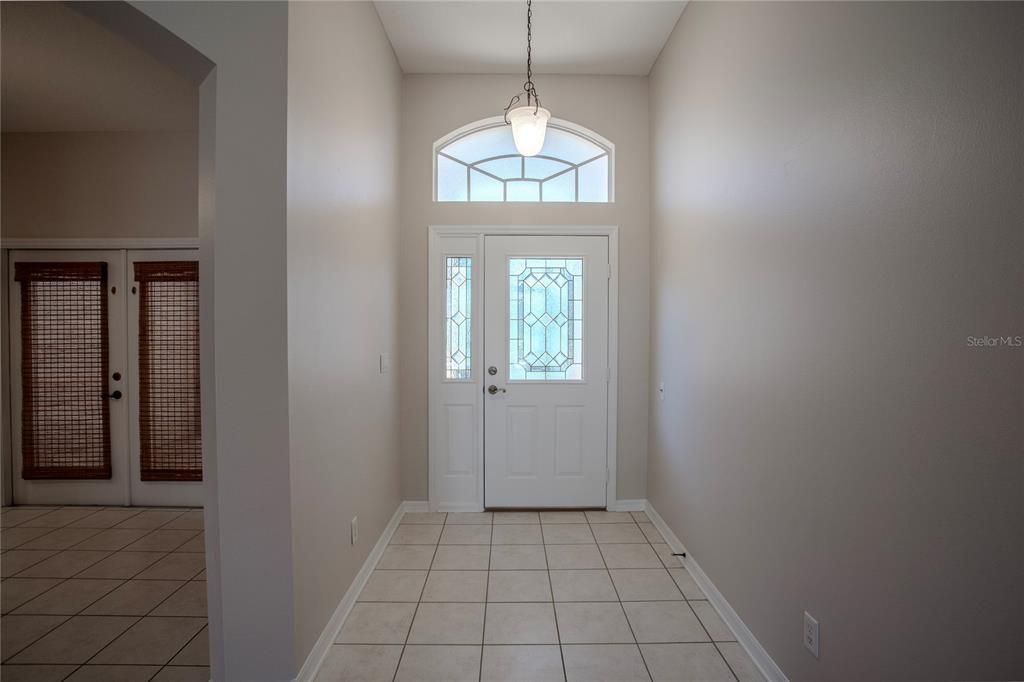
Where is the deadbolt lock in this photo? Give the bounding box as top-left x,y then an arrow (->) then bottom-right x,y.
488,366 -> 498,376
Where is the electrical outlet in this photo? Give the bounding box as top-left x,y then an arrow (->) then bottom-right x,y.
803,611 -> 819,659
351,516 -> 358,545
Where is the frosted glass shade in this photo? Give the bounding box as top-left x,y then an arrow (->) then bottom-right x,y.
508,105 -> 551,157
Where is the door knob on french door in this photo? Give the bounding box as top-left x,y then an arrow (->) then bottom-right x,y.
487,385 -> 507,395
108,390 -> 123,400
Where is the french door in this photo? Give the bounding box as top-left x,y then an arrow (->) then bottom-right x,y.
483,235 -> 609,507
8,249 -> 201,506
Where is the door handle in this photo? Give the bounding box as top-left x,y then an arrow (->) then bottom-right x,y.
108,390 -> 123,400
487,385 -> 507,395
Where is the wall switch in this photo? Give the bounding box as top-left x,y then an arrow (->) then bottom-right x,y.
658,382 -> 665,401
379,353 -> 390,374
803,611 -> 819,659
351,516 -> 358,544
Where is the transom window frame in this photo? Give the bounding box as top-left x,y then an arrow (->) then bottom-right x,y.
433,116 -> 616,204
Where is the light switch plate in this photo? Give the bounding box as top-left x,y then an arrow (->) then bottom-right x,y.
379,353 -> 390,374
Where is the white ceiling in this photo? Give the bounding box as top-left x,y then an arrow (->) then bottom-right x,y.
375,1 -> 686,76
1,2 -> 197,132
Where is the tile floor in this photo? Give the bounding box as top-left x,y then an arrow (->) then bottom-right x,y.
1,505 -> 208,682
318,510 -> 765,682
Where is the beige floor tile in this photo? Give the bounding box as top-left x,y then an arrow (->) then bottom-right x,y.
114,510 -> 185,530
9,616 -> 136,663
592,523 -> 646,544
83,580 -> 184,616
689,601 -> 735,641
1,579 -> 63,614
539,511 -> 587,524
493,511 -> 540,525
421,570 -> 487,602
718,642 -> 765,682
151,582 -> 207,617
584,511 -> 635,524
316,644 -> 402,681
376,545 -> 436,570
122,530 -> 199,552
19,508 -> 105,528
14,579 -> 123,615
444,512 -> 493,525
133,553 -> 205,581
151,667 -> 210,682
1,550 -> 58,578
487,570 -> 552,602
357,570 -> 427,602
640,643 -> 734,681
400,512 -> 446,525
407,603 -> 485,644
337,603 -> 416,644
170,626 -> 210,666
76,552 -> 167,580
490,545 -> 547,570
550,570 -> 618,602
491,524 -> 542,545
609,570 -> 683,601
161,511 -> 205,531
541,524 -> 595,545
91,616 -> 206,665
431,545 -> 490,570
555,602 -> 634,643
1,615 -> 69,661
17,528 -> 103,551
0,664 -> 79,681
481,644 -> 565,682
191,570 -> 206,581
667,569 -> 705,600
651,544 -> 684,569
13,551 -> 111,579
561,644 -> 650,681
173,534 -> 205,553
599,544 -> 662,569
440,524 -> 492,545
631,512 -> 652,523
544,545 -> 605,570
65,665 -> 161,681
390,525 -> 442,545
1,508 -> 54,527
1,527 -> 52,550
637,523 -> 664,543
71,529 -> 152,552
395,644 -> 480,682
623,602 -> 709,643
484,603 -> 558,644
67,509 -> 146,529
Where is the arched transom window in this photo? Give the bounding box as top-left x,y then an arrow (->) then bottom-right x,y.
435,118 -> 613,203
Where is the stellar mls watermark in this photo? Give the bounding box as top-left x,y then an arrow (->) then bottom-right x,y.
966,335 -> 1023,348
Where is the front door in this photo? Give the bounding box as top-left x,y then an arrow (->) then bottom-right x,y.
483,235 -> 609,507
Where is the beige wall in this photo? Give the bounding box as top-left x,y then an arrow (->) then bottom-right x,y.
399,74 -> 651,501
286,1 -> 403,668
1,131 -> 198,239
649,2 -> 1024,680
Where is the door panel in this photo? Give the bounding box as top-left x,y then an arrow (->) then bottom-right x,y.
484,236 -> 609,508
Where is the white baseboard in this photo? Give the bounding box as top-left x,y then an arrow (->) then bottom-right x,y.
435,502 -> 484,512
645,502 -> 788,682
402,501 -> 430,513
293,501 -> 412,682
608,498 -> 647,512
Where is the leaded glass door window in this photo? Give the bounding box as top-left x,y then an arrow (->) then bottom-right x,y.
508,258 -> 584,381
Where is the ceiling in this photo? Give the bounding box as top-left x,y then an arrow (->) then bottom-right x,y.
1,2 -> 197,132
375,1 -> 686,76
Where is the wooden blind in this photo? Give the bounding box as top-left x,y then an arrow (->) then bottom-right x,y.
135,261 -> 202,481
15,262 -> 112,479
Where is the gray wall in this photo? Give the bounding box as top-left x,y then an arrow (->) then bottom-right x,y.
399,74 -> 651,502
287,0 -> 403,668
649,2 -> 1023,680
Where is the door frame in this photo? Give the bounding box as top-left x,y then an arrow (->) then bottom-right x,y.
427,225 -> 619,512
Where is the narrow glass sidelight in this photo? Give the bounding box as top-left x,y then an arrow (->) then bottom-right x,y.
508,257 -> 584,381
445,256 -> 472,379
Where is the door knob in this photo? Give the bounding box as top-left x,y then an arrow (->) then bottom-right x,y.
487,385 -> 507,395
108,390 -> 123,400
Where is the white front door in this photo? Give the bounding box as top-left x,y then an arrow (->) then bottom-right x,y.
483,235 -> 609,507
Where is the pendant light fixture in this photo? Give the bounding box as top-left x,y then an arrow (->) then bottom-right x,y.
503,0 -> 550,157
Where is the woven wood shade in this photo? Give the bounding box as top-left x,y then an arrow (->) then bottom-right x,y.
15,262 -> 112,479
135,261 -> 202,481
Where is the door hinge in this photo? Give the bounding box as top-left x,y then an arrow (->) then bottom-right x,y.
607,262 -> 612,280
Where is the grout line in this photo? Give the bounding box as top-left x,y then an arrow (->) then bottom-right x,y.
390,510 -> 444,682
479,515 -> 494,680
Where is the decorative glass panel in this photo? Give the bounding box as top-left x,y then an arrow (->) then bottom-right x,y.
436,121 -> 611,203
445,257 -> 472,379
508,258 -> 583,381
